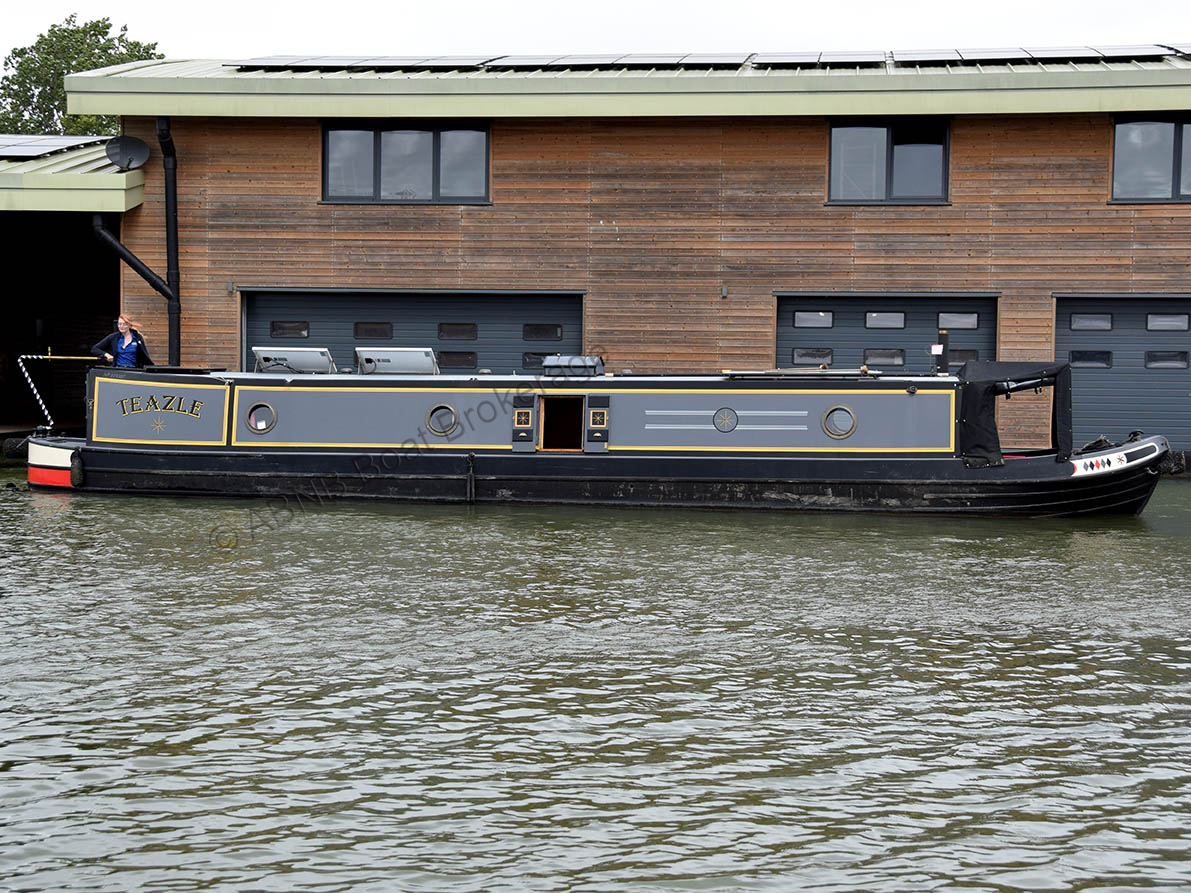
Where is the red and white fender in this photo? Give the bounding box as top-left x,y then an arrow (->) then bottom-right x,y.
27,440 -> 74,489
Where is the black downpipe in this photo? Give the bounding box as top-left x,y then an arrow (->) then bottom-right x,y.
91,215 -> 174,304
157,117 -> 181,367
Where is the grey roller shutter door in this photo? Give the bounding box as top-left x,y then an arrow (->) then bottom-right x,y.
776,297 -> 997,375
1055,298 -> 1191,450
244,292 -> 583,374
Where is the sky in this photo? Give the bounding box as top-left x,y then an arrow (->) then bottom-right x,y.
2,0 -> 1189,61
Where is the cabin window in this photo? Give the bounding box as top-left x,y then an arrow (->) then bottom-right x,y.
246,402 -> 277,434
1070,313 -> 1112,331
866,312 -> 905,329
829,119 -> 948,202
1145,350 -> 1189,369
426,404 -> 459,436
938,312 -> 979,329
540,396 -> 584,450
1147,313 -> 1189,331
1069,350 -> 1113,368
522,352 -> 549,370
438,323 -> 478,340
354,322 -> 392,339
270,321 -> 309,338
323,123 -> 489,203
1112,119 -> 1190,201
822,405 -> 857,439
794,311 -> 833,328
792,347 -> 833,365
523,324 -> 563,341
949,348 -> 979,366
438,351 -> 477,369
864,348 -> 905,366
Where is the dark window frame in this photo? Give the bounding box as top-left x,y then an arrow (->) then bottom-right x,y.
792,347 -> 834,365
522,324 -> 564,341
1145,350 -> 1190,369
865,311 -> 906,329
794,310 -> 834,328
322,120 -> 491,204
437,322 -> 479,341
827,117 -> 951,205
938,311 -> 980,330
1070,313 -> 1113,332
353,322 -> 393,339
863,347 -> 906,366
438,350 -> 479,369
1147,312 -> 1190,332
1069,350 -> 1114,368
1110,115 -> 1190,203
270,320 -> 309,339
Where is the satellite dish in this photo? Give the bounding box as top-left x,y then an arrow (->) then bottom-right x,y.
105,136 -> 150,171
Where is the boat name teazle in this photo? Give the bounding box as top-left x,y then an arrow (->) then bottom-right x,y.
26,353 -> 1184,516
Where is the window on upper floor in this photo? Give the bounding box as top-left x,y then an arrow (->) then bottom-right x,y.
1113,118 -> 1190,201
828,119 -> 949,203
323,123 -> 489,203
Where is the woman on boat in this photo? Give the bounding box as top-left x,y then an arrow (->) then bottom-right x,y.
92,314 -> 154,368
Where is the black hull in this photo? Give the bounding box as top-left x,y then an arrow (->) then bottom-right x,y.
40,442 -> 1166,518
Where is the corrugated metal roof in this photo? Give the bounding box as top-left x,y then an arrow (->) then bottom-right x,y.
0,142 -> 145,212
63,48 -> 1191,119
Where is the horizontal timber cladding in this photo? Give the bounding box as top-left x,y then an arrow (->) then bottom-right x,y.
1055,296 -> 1191,451
243,290 -> 582,374
775,295 -> 998,374
114,114 -> 1191,447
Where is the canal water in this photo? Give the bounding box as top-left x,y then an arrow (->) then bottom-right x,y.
2,469 -> 1190,891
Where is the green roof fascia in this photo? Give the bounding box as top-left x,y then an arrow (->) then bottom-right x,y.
0,170 -> 145,212
65,66 -> 1191,117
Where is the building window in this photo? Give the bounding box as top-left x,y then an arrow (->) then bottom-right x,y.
1113,119 -> 1190,201
270,321 -> 309,338
438,351 -> 478,369
1069,350 -> 1113,368
522,352 -> 549,370
794,311 -> 833,328
829,119 -> 948,202
1070,313 -> 1112,331
438,323 -> 478,341
949,348 -> 979,366
1145,350 -> 1189,369
354,322 -> 392,339
938,312 -> 979,329
523,324 -> 563,341
864,348 -> 905,366
324,123 -> 489,203
866,311 -> 905,329
793,347 -> 833,365
1147,313 -> 1189,331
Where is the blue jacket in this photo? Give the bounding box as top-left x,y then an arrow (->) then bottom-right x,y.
92,328 -> 155,367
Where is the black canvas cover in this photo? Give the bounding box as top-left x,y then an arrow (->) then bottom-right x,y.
957,361 -> 1073,468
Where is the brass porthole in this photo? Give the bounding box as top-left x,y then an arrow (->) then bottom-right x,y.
246,402 -> 277,435
822,405 -> 856,439
426,404 -> 459,437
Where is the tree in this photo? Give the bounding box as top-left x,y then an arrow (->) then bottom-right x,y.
0,15 -> 162,136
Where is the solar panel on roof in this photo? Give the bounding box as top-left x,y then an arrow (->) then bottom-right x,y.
1025,46 -> 1103,59
350,57 -> 434,69
681,53 -> 751,66
819,50 -> 887,64
1092,44 -> 1172,58
0,135 -> 105,160
956,48 -> 1032,62
229,56 -> 313,68
483,55 -> 565,69
616,54 -> 687,67
420,56 -> 497,68
543,55 -> 626,67
751,52 -> 821,67
891,49 -> 962,63
1162,43 -> 1191,54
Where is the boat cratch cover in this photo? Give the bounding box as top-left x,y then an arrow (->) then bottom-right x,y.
958,361 -> 1073,468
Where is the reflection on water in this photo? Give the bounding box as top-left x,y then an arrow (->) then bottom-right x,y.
2,470 -> 1191,891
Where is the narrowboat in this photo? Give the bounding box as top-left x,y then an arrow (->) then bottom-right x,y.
24,350 -> 1181,516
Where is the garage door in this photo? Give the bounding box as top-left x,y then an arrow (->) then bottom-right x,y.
1054,297 -> 1191,450
244,291 -> 583,375
776,296 -> 997,375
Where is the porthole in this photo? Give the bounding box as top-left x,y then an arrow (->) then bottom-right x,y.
822,405 -> 856,439
246,402 -> 277,434
426,404 -> 459,436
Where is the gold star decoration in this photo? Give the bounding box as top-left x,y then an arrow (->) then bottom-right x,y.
151,414 -> 166,433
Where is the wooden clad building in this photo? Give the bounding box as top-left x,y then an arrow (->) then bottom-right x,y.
65,48 -> 1191,448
